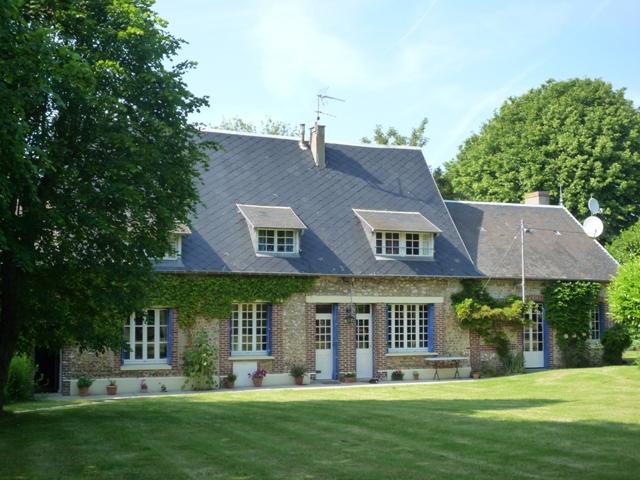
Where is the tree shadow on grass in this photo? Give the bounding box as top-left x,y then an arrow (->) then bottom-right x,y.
1,397 -> 638,480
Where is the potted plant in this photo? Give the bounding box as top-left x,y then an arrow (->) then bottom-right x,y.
223,373 -> 237,389
342,372 -> 356,383
391,369 -> 404,381
412,371 -> 420,381
471,371 -> 481,380
289,365 -> 306,385
106,379 -> 117,395
140,378 -> 148,392
77,376 -> 93,396
249,368 -> 267,387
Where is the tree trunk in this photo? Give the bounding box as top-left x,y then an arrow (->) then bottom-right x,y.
0,255 -> 23,414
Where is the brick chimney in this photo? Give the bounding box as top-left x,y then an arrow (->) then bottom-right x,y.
310,123 -> 325,168
524,191 -> 550,205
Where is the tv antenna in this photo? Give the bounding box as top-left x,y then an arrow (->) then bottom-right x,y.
316,91 -> 345,121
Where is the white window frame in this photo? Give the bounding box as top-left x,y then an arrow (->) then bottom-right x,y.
590,308 -> 601,341
231,303 -> 269,356
387,304 -> 429,353
163,234 -> 182,260
375,231 -> 434,258
255,229 -> 299,256
123,308 -> 169,364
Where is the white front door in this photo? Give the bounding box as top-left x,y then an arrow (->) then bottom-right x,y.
523,304 -> 544,368
315,305 -> 333,380
356,305 -> 373,379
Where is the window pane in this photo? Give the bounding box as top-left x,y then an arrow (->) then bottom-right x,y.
135,344 -> 143,359
147,344 -> 155,360
406,233 -> 420,255
257,230 -> 275,252
159,343 -> 167,359
376,232 -> 383,254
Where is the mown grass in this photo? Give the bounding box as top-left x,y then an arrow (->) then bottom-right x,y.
1,366 -> 639,479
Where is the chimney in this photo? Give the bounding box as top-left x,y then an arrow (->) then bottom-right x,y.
299,123 -> 308,149
524,191 -> 550,205
310,123 -> 325,168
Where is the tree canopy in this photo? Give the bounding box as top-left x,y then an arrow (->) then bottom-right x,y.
0,0 -> 210,410
216,117 -> 299,136
607,220 -> 640,264
608,258 -> 640,333
362,118 -> 428,147
443,78 -> 640,239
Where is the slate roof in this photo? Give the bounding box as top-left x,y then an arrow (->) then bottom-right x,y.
353,209 -> 442,234
445,201 -> 618,282
167,130 -> 480,277
237,204 -> 307,230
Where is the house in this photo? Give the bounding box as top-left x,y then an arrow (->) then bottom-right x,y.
59,125 -> 618,394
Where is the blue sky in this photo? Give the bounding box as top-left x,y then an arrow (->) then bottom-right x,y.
154,0 -> 640,168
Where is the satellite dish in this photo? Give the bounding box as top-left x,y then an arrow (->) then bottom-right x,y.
583,216 -> 604,238
588,196 -> 600,215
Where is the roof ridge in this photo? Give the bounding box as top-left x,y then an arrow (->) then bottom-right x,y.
445,200 -> 563,208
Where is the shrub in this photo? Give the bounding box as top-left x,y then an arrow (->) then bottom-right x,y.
289,365 -> 305,377
609,258 -> 640,331
502,352 -> 525,375
225,373 -> 237,382
601,324 -> 632,365
183,330 -> 218,390
77,376 -> 94,388
4,354 -> 36,403
391,369 -> 404,381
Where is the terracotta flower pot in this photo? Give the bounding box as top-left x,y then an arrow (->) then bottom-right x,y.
294,375 -> 304,385
223,380 -> 235,389
472,372 -> 481,380
106,385 -> 117,395
252,377 -> 264,387
78,386 -> 90,397
343,376 -> 356,383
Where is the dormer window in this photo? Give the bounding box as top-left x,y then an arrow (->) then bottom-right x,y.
163,223 -> 191,261
237,204 -> 306,257
354,209 -> 440,259
375,232 -> 434,257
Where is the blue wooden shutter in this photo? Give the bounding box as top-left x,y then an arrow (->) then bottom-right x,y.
542,304 -> 550,369
266,304 -> 273,355
427,304 -> 435,353
598,302 -> 606,339
166,309 -> 173,365
332,304 -> 339,380
386,304 -> 391,352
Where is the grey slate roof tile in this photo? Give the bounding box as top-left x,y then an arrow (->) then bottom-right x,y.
445,201 -> 617,281
179,131 -> 479,277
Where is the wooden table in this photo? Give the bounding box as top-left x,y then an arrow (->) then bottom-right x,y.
425,356 -> 468,380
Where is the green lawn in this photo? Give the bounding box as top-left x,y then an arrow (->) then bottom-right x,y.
2,366 -> 640,480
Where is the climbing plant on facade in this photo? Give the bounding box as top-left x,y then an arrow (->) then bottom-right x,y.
451,280 -> 530,365
542,281 -> 601,367
148,274 -> 316,326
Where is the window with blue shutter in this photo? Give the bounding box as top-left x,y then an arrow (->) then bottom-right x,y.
266,304 -> 273,355
166,308 -> 173,365
332,304 -> 339,380
427,304 -> 435,353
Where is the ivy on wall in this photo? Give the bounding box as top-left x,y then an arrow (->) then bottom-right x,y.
148,274 -> 316,326
542,281 -> 601,367
451,280 -> 531,363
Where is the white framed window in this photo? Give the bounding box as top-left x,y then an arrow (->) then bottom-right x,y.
256,229 -> 298,255
123,309 -> 169,363
375,232 -> 434,257
387,304 -> 429,352
590,307 -> 601,340
163,234 -> 182,260
231,303 -> 269,355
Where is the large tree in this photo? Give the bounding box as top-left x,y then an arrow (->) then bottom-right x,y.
607,220 -> 640,264
443,79 -> 640,239
0,0 -> 210,411
362,117 -> 429,147
217,117 -> 299,136
608,258 -> 640,334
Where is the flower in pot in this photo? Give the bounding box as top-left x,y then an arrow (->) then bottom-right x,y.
140,378 -> 148,392
248,368 -> 267,387
223,373 -> 237,389
342,372 -> 356,383
77,376 -> 94,396
289,365 -> 306,385
106,379 -> 117,395
412,371 -> 420,381
391,369 -> 404,381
